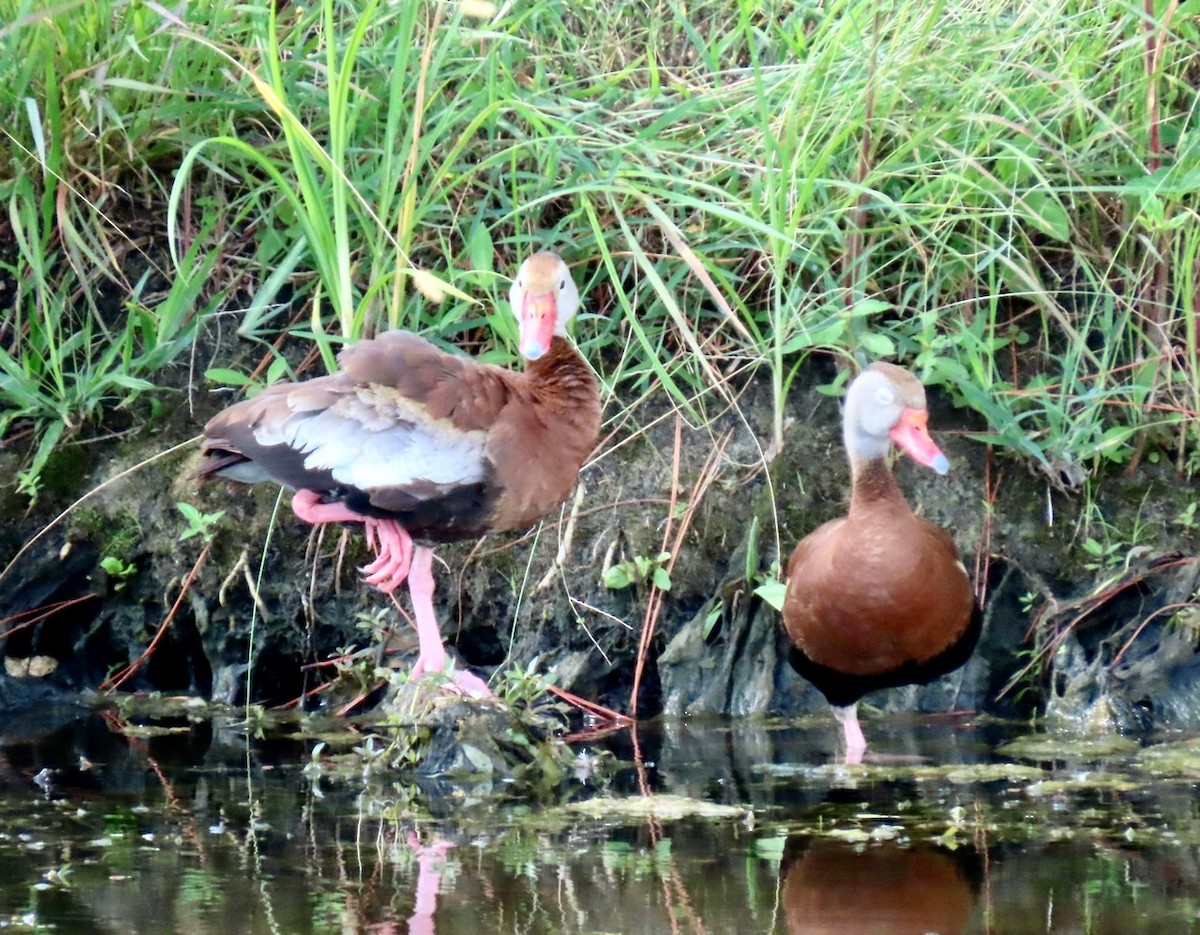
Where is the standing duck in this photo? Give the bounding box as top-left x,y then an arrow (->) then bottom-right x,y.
782,362 -> 978,762
197,252 -> 602,697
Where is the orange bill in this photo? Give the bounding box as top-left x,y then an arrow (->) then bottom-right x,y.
889,408 -> 950,475
518,292 -> 557,360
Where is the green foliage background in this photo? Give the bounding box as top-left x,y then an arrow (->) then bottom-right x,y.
2,0 -> 1199,503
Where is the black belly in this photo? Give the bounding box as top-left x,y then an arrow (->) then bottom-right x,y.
785,604 -> 983,707
336,482 -> 495,545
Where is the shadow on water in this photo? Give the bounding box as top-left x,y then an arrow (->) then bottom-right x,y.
2,703 -> 1200,933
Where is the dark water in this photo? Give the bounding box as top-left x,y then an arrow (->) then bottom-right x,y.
2,703 -> 1199,934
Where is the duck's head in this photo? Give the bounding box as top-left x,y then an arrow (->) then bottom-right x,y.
509,251 -> 580,361
843,361 -> 950,474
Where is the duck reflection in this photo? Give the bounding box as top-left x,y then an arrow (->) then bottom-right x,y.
780,836 -> 979,935
404,834 -> 454,935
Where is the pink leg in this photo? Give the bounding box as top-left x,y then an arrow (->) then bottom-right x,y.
292,491 -> 413,593
406,834 -> 454,935
833,703 -> 867,765
407,546 -> 492,698
291,490 -> 489,697
292,488 -> 365,525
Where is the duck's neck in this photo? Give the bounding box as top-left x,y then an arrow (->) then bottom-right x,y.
526,334 -> 594,394
524,335 -> 602,436
848,457 -> 909,516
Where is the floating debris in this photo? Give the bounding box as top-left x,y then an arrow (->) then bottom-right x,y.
998,732 -> 1139,762
562,794 -> 751,822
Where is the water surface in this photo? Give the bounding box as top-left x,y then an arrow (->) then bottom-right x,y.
2,703 -> 1198,933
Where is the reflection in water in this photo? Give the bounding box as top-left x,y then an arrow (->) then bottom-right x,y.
2,708 -> 1200,933
781,839 -> 978,935
407,835 -> 453,935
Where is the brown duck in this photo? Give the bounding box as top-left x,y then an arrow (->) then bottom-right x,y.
197,252 -> 602,697
782,362 -> 978,761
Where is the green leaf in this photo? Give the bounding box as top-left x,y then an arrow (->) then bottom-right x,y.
177,502 -> 224,542
108,374 -> 156,391
266,357 -> 290,383
744,515 -> 759,584
603,564 -> 632,589
858,332 -> 895,357
1021,190 -> 1071,242
466,219 -> 494,273
702,602 -> 722,640
848,298 -> 892,317
652,566 -> 672,591
16,420 -> 66,502
205,367 -> 251,386
754,580 -> 787,611
778,317 -> 847,354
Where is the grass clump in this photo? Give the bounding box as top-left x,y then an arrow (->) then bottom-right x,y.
0,0 -> 1198,507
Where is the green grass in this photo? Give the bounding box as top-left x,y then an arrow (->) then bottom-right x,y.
2,0 -> 1199,507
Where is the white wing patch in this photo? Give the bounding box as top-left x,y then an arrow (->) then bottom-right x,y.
255,389 -> 488,496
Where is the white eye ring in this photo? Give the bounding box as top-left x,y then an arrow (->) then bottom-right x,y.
874,387 -> 894,406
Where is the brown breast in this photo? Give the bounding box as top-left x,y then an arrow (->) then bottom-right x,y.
783,461 -> 973,678
484,336 -> 602,532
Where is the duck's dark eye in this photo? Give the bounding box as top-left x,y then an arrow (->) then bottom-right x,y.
559,279 -> 566,290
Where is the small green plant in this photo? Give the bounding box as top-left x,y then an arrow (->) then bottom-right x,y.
240,703 -> 270,739
1019,590 -> 1041,615
99,556 -> 137,590
753,575 -> 787,612
204,356 -> 294,396
1077,495 -> 1159,573
702,600 -> 723,640
1081,536 -> 1125,572
495,655 -> 554,706
743,517 -> 785,611
603,552 -> 672,592
177,502 -> 225,543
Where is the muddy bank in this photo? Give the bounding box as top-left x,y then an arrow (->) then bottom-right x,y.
0,352 -> 1197,730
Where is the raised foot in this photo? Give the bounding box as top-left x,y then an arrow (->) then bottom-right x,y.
290,492 -> 415,593
292,488 -> 366,525
361,518 -> 414,593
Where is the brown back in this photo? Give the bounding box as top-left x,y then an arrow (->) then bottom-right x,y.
199,330 -> 601,542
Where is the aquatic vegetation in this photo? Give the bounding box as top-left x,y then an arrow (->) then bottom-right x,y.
999,732 -> 1141,763
561,794 -> 751,822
